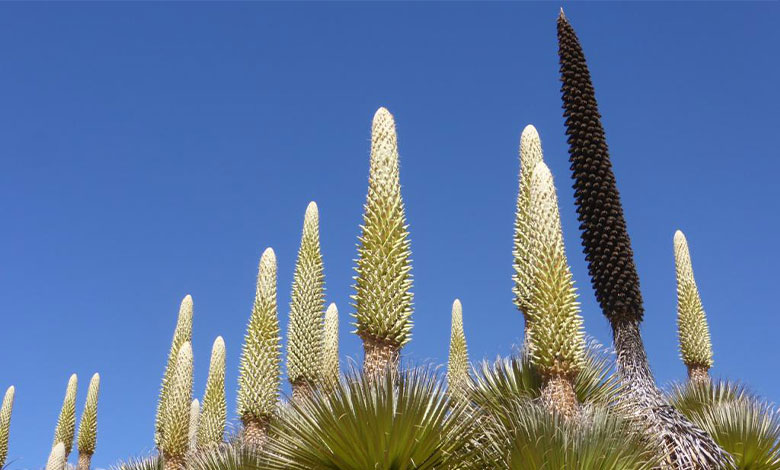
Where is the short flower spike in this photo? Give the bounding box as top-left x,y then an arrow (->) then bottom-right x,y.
159,342 -> 193,459
77,373 -> 100,456
674,231 -> 714,380
46,443 -> 66,470
0,386 -> 14,469
287,202 -> 326,389
188,399 -> 199,451
320,303 -> 340,386
53,374 -> 78,456
197,336 -> 226,448
447,299 -> 469,401
353,107 -> 414,374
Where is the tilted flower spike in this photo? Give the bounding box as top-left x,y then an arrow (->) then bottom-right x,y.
447,299 -> 469,402
557,10 -> 730,468
188,399 -> 199,452
513,124 -> 545,347
160,342 -> 193,470
674,231 -> 714,385
76,373 -> 100,470
527,162 -> 585,419
353,107 -> 414,375
46,443 -> 66,470
287,201 -> 326,400
0,386 -> 15,469
320,303 -> 340,387
197,336 -> 226,448
155,295 -> 193,448
238,248 -> 281,447
53,374 -> 78,456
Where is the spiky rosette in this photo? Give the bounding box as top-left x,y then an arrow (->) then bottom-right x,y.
77,373 -> 100,456
353,107 -> 414,373
46,443 -> 66,470
188,399 -> 199,451
197,336 -> 226,448
53,374 -> 78,456
156,295 -> 193,447
238,248 -> 281,441
287,201 -> 326,389
320,303 -> 340,386
674,231 -> 714,380
557,14 -> 643,324
160,342 -> 193,460
513,124 -> 545,317
0,386 -> 14,468
447,299 -> 469,401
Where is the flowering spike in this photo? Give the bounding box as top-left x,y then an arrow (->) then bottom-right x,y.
320,303 -> 340,386
46,443 -> 66,470
447,299 -> 469,401
53,374 -> 78,456
353,107 -> 414,374
0,386 -> 15,469
188,399 -> 199,451
287,201 -> 325,392
674,231 -> 714,383
197,336 -> 226,448
159,342 -> 193,465
155,295 -> 193,447
77,373 -> 100,462
238,248 -> 281,446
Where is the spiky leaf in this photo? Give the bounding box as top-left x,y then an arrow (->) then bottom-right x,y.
197,336 -> 226,448
353,107 -> 414,348
77,373 -> 100,456
320,303 -> 340,386
0,386 -> 14,468
674,230 -> 714,370
53,374 -> 78,456
238,248 -> 281,422
160,342 -> 193,458
155,295 -> 193,447
447,299 -> 469,400
525,162 -> 585,378
287,201 -> 325,386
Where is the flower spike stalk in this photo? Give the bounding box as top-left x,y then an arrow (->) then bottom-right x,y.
197,336 -> 226,448
238,248 -> 281,447
76,373 -> 100,470
447,299 -> 469,402
353,107 -> 414,375
53,374 -> 78,457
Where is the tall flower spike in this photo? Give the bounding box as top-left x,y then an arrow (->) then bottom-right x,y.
53,374 -> 78,456
0,386 -> 15,469
558,11 -> 731,468
159,342 -> 193,470
155,295 -> 193,448
287,201 -> 325,400
674,231 -> 714,385
526,162 -> 585,418
46,443 -> 66,470
320,303 -> 340,387
446,299 -> 469,401
76,373 -> 100,470
513,125 -> 545,340
188,399 -> 199,452
197,336 -> 226,448
353,107 -> 414,375
238,248 -> 281,447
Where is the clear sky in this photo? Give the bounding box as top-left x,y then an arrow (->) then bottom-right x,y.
0,2 -> 777,468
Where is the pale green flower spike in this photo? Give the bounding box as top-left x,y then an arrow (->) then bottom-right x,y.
0,386 -> 15,469
77,373 -> 100,456
238,248 -> 281,422
46,443 -> 66,470
197,336 -> 226,448
447,299 -> 469,401
155,295 -> 193,448
513,125 -> 545,317
188,399 -> 199,451
53,373 -> 78,456
160,342 -> 193,458
320,303 -> 340,385
526,162 -> 586,379
287,201 -> 325,387
674,230 -> 714,370
353,107 -> 414,371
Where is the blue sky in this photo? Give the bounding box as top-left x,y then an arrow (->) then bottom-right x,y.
0,2 -> 777,468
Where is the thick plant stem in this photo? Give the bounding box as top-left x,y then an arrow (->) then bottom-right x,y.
540,374 -> 578,420
291,381 -> 314,403
242,417 -> 269,448
76,453 -> 91,470
162,454 -> 185,470
687,365 -> 710,387
362,337 -> 399,376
